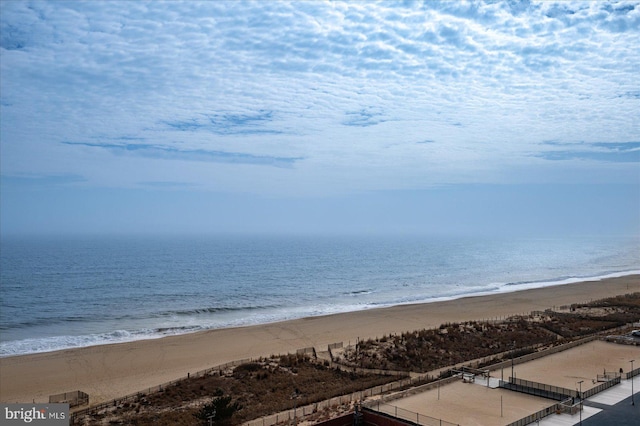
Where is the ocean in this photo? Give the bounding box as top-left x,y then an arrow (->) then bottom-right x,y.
1,234 -> 638,357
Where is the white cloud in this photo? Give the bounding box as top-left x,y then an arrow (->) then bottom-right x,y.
1,0 -> 638,196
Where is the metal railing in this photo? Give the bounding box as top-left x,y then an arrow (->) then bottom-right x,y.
70,317 -> 636,424
505,403 -> 559,426
582,376 -> 621,399
500,377 -> 577,400
365,402 -> 459,426
242,375 -> 439,426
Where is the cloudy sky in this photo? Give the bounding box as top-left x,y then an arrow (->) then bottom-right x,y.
1,0 -> 639,236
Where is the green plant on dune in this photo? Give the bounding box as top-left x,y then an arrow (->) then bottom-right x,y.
194,394 -> 242,426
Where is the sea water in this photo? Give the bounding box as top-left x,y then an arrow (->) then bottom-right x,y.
1,234 -> 638,357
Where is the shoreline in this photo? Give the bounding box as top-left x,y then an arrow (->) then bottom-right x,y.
2,269 -> 638,358
1,274 -> 639,404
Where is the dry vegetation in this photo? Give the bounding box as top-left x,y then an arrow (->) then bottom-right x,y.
78,354 -> 401,426
539,294 -> 640,338
340,319 -> 555,373
339,293 -> 640,373
75,293 -> 640,425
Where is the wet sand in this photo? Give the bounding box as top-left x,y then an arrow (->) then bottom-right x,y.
1,275 -> 638,405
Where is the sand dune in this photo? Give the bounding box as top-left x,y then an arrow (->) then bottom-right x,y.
1,275 -> 638,405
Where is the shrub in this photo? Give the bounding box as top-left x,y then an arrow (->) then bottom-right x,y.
194,395 -> 241,426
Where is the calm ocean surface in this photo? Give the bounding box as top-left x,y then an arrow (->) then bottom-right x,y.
1,234 -> 638,357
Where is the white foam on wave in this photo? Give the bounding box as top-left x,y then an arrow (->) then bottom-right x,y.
2,270 -> 638,358
0,327 -> 203,358
496,270 -> 640,292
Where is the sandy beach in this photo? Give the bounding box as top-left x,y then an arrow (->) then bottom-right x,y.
1,275 -> 638,405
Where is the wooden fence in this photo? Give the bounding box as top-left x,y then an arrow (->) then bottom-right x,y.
486,335 -> 597,374
297,347 -> 316,357
71,357 -> 255,423
49,390 -> 89,407
269,324 -> 632,426
71,319 -> 634,425
242,369 -> 463,426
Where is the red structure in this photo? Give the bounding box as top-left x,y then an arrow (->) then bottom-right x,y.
316,407 -> 420,426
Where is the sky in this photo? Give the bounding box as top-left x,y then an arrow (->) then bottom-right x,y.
1,0 -> 639,237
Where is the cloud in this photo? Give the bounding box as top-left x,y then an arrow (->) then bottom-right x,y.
537,142 -> 640,163
1,174 -> 86,188
1,0 -> 638,196
162,120 -> 206,132
139,181 -> 197,189
160,110 -> 284,135
62,142 -> 303,168
619,91 -> 640,99
342,107 -> 388,127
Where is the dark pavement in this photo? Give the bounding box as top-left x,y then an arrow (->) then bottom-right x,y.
582,396 -> 638,426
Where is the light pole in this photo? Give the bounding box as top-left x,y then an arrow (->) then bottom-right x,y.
631,360 -> 635,406
577,380 -> 583,426
511,340 -> 515,381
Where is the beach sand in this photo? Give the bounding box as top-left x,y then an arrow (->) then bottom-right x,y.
1,275 -> 638,405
